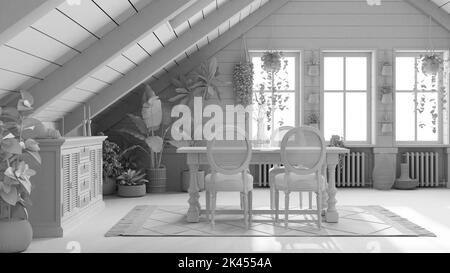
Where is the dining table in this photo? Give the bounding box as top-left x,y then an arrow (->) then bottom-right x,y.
177,146 -> 349,223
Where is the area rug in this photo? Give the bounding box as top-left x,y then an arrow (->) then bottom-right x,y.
105,205 -> 435,237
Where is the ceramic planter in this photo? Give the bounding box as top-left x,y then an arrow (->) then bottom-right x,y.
181,170 -> 205,192
103,176 -> 117,195
394,163 -> 418,190
422,60 -> 440,75
117,184 -> 146,197
0,218 -> 33,253
147,166 -> 167,193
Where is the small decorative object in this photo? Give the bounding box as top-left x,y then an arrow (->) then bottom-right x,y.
380,86 -> 393,104
0,90 -> 42,253
261,51 -> 283,73
181,170 -> 205,192
119,85 -> 171,193
381,123 -> 393,134
306,112 -> 320,128
328,135 -> 346,170
308,64 -> 320,77
117,169 -> 148,197
420,54 -> 443,76
381,62 -> 392,76
394,163 -> 418,190
101,136 -> 123,195
308,93 -> 319,104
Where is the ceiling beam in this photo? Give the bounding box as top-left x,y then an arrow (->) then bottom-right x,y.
63,0 -> 256,135
5,0 -> 194,113
405,0 -> 450,33
94,0 -> 291,133
169,0 -> 215,29
0,0 -> 64,45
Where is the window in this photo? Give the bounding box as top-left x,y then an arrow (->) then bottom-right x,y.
395,51 -> 448,143
250,51 -> 300,140
322,52 -> 372,143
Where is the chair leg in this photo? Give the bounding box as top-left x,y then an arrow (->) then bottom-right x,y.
274,190 -> 279,223
240,192 -> 244,210
243,192 -> 249,229
316,191 -> 322,229
309,192 -> 313,209
299,192 -> 303,209
284,191 -> 290,228
248,190 -> 253,224
270,187 -> 275,210
205,191 -> 210,221
211,192 -> 216,229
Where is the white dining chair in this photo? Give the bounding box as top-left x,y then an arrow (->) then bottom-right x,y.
205,127 -> 253,229
272,126 -> 327,229
269,126 -> 313,210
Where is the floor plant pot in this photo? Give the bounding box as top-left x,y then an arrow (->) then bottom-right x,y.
0,205 -> 33,253
117,184 -> 146,197
181,170 -> 205,192
147,165 -> 167,193
103,176 -> 117,195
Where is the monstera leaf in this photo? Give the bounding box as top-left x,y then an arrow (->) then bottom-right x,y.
145,136 -> 163,153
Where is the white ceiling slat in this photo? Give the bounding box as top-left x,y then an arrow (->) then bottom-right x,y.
123,44 -> 149,65
57,0 -> 116,38
196,37 -> 209,49
185,44 -> 198,57
188,11 -> 204,27
6,27 -> 79,65
108,55 -> 136,74
93,0 -> 136,25
60,89 -> 96,103
0,0 -> 65,45
153,23 -> 177,46
139,33 -> 163,56
203,1 -> 217,17
169,0 -> 215,29
47,100 -> 82,112
0,45 -> 60,79
229,13 -> 241,28
15,0 -> 193,115
64,0 -> 256,134
91,66 -> 123,84
0,70 -> 41,91
95,0 -> 290,133
32,9 -> 98,52
76,77 -> 110,93
174,21 -> 190,37
129,0 -> 154,11
218,20 -> 229,36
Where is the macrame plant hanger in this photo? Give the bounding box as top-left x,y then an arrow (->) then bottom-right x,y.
426,15 -> 435,57
240,34 -> 250,63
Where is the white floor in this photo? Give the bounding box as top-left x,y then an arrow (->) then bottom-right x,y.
28,188 -> 450,253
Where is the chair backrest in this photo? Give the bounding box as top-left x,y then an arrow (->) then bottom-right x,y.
270,126 -> 294,147
280,126 -> 326,175
207,126 -> 252,175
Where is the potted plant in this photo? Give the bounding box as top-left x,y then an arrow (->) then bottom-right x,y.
119,85 -> 171,193
420,54 -> 443,76
0,91 -> 42,253
101,137 -> 122,195
233,37 -> 254,106
306,112 -> 320,128
117,169 -> 148,197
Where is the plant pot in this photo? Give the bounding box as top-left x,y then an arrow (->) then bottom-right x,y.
309,123 -> 319,129
0,218 -> 33,253
394,163 -> 418,190
422,61 -> 440,75
117,184 -> 146,197
381,93 -> 392,104
103,176 -> 117,195
147,166 -> 167,193
181,170 -> 205,192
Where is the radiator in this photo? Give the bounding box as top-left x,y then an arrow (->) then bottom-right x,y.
404,152 -> 439,187
251,164 -> 274,187
336,152 -> 366,187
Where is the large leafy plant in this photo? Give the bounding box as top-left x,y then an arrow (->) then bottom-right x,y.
0,91 -> 43,219
117,169 -> 148,186
119,85 -> 171,170
102,137 -> 123,178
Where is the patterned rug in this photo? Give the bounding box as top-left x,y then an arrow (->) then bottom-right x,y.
105,205 -> 435,237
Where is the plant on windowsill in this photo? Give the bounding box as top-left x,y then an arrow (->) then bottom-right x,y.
306,112 -> 320,129
0,91 -> 43,253
328,135 -> 346,172
116,169 -> 149,197
100,135 -> 123,195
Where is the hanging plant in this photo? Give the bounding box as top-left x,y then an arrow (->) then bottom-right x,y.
420,54 -> 443,76
261,51 -> 282,73
233,62 -> 254,106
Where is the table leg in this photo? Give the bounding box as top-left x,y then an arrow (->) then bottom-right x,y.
326,162 -> 339,223
187,163 -> 200,223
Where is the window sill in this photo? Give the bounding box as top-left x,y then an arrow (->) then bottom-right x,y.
395,144 -> 450,148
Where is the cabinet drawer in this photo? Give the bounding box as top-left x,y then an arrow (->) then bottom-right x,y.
80,147 -> 90,161
79,193 -> 91,208
79,177 -> 90,193
78,163 -> 90,176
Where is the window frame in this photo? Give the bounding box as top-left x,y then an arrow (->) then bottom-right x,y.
394,51 -> 445,145
248,50 -> 302,133
320,51 -> 373,144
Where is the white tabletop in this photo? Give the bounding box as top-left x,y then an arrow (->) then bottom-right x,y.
177,146 -> 349,154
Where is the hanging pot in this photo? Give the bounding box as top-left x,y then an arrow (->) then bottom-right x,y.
421,55 -> 441,76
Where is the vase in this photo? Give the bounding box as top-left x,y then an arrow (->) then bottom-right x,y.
0,206 -> 32,253
381,93 -> 392,104
103,176 -> 117,195
146,165 -> 167,193
394,163 -> 419,190
117,184 -> 146,197
372,148 -> 398,190
181,170 -> 205,192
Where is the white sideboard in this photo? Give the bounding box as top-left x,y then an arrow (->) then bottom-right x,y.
29,136 -> 106,238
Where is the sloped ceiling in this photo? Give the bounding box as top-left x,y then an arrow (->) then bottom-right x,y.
0,0 -> 448,132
